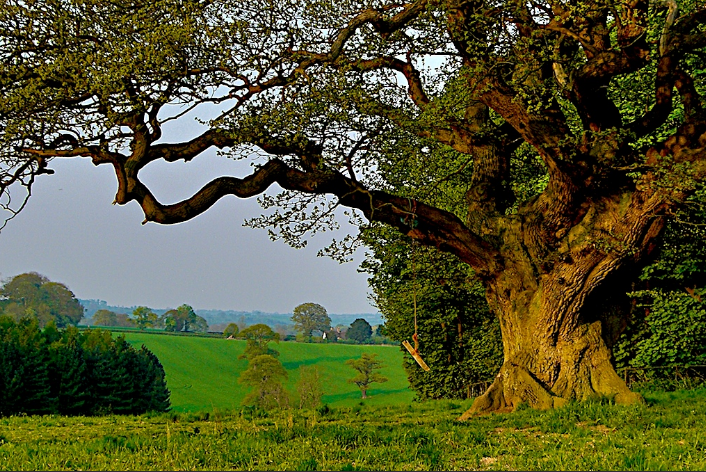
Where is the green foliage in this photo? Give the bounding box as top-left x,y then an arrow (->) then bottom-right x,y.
222,322 -> 239,338
131,306 -> 157,331
0,273 -> 83,327
291,303 -> 331,339
238,323 -> 280,360
91,309 -> 136,328
362,228 -> 503,399
615,193 -> 706,385
163,304 -> 207,333
346,318 -> 373,343
616,290 -> 706,368
239,354 -> 289,410
0,317 -> 170,417
295,365 -> 324,410
91,309 -> 118,327
346,353 -> 388,399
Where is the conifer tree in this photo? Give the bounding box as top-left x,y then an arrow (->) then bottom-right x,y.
0,318 -> 24,416
138,346 -> 171,413
52,337 -> 90,416
16,318 -> 54,415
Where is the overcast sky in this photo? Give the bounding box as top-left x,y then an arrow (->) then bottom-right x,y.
0,152 -> 376,314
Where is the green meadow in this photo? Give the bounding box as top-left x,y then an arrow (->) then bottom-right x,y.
3,332 -> 706,470
2,390 -> 706,470
119,332 -> 414,412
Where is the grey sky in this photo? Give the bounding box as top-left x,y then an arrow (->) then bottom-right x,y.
0,155 -> 375,314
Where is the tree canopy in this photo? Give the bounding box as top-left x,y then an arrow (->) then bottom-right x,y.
238,323 -> 280,360
131,306 -> 158,330
0,316 -> 170,416
291,302 -> 331,338
163,304 -> 208,332
346,353 -> 388,399
0,273 -> 84,327
347,318 -> 373,343
1,0 -> 705,416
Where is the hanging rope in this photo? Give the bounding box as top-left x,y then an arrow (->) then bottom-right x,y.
401,198 -> 430,371
412,238 -> 419,352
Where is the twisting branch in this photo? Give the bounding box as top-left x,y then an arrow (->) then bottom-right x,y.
658,0 -> 679,57
124,156 -> 500,276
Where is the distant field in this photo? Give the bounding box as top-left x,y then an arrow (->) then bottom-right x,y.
120,332 -> 414,412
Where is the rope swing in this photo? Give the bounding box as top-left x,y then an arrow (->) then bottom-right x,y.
401,200 -> 430,372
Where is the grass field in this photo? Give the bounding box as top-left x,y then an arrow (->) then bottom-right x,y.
2,389 -> 706,470
119,332 -> 414,412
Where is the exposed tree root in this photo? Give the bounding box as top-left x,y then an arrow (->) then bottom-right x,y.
458,323 -> 644,420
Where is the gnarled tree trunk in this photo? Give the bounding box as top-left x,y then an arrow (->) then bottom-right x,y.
461,276 -> 641,418
460,191 -> 665,418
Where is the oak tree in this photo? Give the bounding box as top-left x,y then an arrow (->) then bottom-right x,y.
223,322 -> 240,338
131,306 -> 158,330
291,302 -> 332,339
163,304 -> 207,332
91,309 -> 118,327
1,0 -> 705,415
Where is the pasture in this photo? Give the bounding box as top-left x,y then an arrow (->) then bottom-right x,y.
3,331 -> 706,470
118,332 -> 414,411
2,389 -> 706,470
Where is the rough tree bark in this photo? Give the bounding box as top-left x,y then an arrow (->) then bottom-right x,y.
461,190 -> 667,416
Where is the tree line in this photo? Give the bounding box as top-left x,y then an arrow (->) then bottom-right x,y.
0,272 -> 210,334
0,316 -> 170,417
92,304 -> 209,333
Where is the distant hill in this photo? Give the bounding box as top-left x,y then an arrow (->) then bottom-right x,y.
79,299 -> 384,328
119,331 -> 410,412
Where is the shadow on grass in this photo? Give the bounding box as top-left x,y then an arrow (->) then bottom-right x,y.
323,388 -> 412,404
281,356 -> 356,370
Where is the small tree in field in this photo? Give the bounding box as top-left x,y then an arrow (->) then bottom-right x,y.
296,365 -> 324,410
238,324 -> 280,360
239,354 -> 289,410
346,353 -> 388,399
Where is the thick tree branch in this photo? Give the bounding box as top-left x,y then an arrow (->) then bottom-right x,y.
627,55 -> 676,137
343,56 -> 431,108
122,157 -> 500,275
292,1 -> 430,71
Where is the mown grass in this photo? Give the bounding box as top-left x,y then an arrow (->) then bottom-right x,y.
119,332 -> 414,412
2,389 -> 706,470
